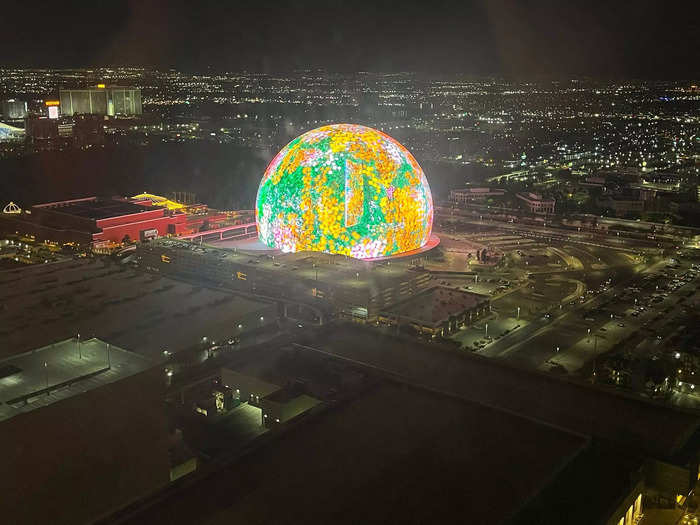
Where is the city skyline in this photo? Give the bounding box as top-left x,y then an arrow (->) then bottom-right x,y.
1,4 -> 699,524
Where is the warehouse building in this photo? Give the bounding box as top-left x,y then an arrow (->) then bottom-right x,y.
379,286 -> 490,337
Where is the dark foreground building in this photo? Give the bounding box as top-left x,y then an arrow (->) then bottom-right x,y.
0,338 -> 170,525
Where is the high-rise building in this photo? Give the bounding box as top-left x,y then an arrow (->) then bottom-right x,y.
0,99 -> 27,120
108,86 -> 142,116
59,85 -> 142,117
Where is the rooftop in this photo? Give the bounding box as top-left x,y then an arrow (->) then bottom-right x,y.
387,286 -> 489,324
150,237 -> 426,293
0,337 -> 151,422
33,197 -> 154,220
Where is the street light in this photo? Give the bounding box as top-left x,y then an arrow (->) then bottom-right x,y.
485,323 -> 488,337
517,306 -> 520,320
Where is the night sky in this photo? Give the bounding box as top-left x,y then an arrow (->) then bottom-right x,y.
1,0 -> 697,78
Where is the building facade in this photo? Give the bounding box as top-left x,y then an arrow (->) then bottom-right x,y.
450,187 -> 506,204
516,192 -> 556,214
59,86 -> 142,117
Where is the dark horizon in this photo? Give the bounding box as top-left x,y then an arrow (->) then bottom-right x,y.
1,0 -> 698,79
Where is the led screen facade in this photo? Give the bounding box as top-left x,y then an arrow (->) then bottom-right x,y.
256,124 -> 433,259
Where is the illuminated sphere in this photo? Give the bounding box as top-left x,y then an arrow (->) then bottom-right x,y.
256,124 -> 433,259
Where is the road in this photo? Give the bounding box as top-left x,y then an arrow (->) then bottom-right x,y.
479,258 -> 671,367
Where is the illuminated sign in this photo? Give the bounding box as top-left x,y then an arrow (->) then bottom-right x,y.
161,254 -> 171,263
44,100 -> 60,106
47,106 -> 59,119
140,228 -> 158,241
96,83 -> 106,89
236,271 -> 247,280
256,124 -> 433,259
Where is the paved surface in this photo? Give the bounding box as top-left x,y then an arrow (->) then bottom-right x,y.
0,259 -> 275,360
0,337 -> 151,421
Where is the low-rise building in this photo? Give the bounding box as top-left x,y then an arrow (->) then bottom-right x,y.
450,187 -> 505,205
220,368 -> 320,427
516,192 -> 556,214
137,238 -> 433,321
597,196 -> 645,216
379,286 -> 490,337
0,196 -> 189,245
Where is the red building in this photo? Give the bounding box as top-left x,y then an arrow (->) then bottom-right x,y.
2,197 -> 188,245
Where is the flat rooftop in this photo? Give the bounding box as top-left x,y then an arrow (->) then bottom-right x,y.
152,237 -> 426,291
387,286 -> 489,324
0,259 -> 274,360
34,198 -> 153,220
0,337 -> 151,422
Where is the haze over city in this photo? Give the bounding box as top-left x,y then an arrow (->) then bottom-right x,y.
0,2 -> 699,525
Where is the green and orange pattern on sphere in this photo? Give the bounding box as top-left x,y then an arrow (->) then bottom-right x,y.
256,124 -> 433,259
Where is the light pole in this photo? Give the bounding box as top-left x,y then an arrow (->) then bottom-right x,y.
77,332 -> 82,360
485,323 -> 488,337
44,361 -> 48,390
517,306 -> 520,320
587,327 -> 591,342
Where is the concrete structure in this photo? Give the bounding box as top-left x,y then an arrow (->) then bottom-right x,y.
379,286 -> 490,336
59,85 -> 142,117
0,338 -> 170,525
516,192 -> 556,214
137,238 -> 434,321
